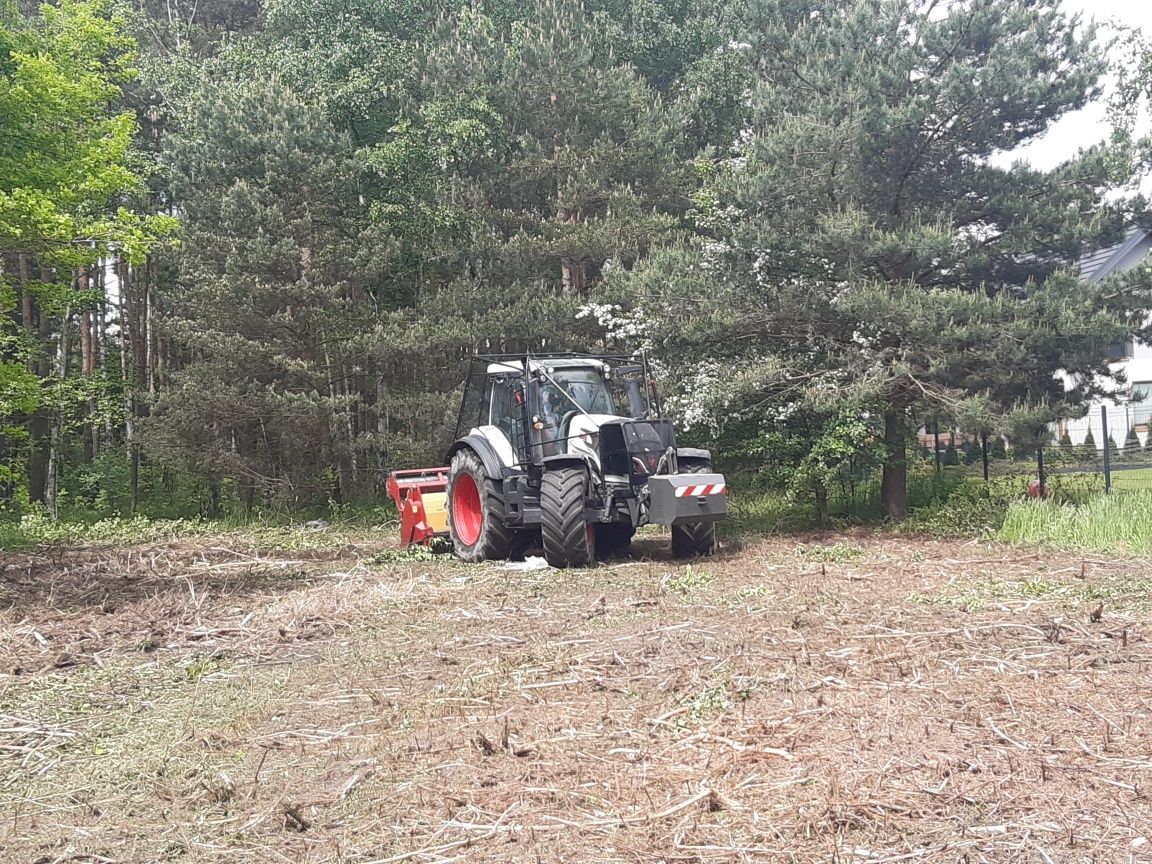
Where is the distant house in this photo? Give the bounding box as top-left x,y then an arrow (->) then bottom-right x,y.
1062,226 -> 1152,448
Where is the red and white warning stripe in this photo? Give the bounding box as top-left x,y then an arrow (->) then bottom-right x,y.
674,482 -> 727,497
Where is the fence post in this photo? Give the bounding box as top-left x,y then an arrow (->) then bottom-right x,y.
1037,441 -> 1046,498
981,431 -> 989,482
1101,405 -> 1112,493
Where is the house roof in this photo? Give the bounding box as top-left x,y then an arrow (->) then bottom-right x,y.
1079,226 -> 1152,283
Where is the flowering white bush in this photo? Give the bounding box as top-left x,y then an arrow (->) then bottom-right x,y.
575,302 -> 652,347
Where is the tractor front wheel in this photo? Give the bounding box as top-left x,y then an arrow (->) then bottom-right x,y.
448,448 -> 513,563
671,461 -> 717,559
540,468 -> 595,568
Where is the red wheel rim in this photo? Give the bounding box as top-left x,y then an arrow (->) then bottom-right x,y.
453,472 -> 483,546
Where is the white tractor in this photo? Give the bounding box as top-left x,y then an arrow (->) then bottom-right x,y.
387,353 -> 727,567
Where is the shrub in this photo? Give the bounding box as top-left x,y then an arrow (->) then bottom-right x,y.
903,476 -> 1022,537
988,436 -> 1007,459
1079,428 -> 1098,463
963,440 -> 981,466
1123,427 -> 1141,460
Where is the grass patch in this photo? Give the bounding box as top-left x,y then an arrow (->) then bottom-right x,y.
1106,466 -> 1152,492
722,488 -> 819,534
662,566 -> 714,593
0,510 -> 395,551
793,542 -> 864,563
909,573 -> 1152,612
998,491 -> 1152,556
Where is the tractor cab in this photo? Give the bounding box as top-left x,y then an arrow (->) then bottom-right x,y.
455,355 -> 655,471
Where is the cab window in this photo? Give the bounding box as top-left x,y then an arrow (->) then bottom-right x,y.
488,379 -> 523,453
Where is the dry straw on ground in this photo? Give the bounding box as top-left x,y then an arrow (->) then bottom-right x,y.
1,531 -> 1150,862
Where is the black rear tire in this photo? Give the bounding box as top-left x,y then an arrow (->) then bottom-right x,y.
540,468 -> 595,568
671,461 -> 717,559
448,448 -> 514,563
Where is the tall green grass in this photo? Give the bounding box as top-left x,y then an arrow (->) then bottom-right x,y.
998,491 -> 1152,556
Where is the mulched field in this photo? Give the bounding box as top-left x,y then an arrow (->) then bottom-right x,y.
1,530 -> 1150,863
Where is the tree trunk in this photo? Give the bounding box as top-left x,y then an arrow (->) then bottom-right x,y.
323,345 -> 349,501
145,261 -> 155,397
79,270 -> 93,376
18,254 -> 33,362
79,267 -> 96,462
343,359 -> 358,489
376,369 -> 388,490
561,259 -> 587,294
27,265 -> 56,503
880,410 -> 908,522
46,304 -> 72,521
117,257 -> 139,513
814,483 -> 829,528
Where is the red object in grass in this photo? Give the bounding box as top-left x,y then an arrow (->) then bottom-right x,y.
1028,479 -> 1049,498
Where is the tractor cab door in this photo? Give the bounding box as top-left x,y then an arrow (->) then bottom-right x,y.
486,377 -> 529,465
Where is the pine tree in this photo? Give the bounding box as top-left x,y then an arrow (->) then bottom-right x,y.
613,0 -> 1147,520
382,0 -> 689,297
943,442 -> 959,467
1059,430 -> 1075,458
147,79 -> 383,507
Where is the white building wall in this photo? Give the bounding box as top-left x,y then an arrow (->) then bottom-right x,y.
1059,233 -> 1152,450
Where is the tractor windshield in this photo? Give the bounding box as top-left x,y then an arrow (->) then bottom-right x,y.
535,367 -> 643,457
540,369 -> 614,415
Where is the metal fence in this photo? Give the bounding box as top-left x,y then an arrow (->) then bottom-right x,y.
925,406 -> 1152,496
1048,406 -> 1152,494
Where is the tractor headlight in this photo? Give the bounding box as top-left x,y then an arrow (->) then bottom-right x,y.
581,432 -> 599,452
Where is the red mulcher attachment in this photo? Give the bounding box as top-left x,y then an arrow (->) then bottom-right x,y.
386,468 -> 450,547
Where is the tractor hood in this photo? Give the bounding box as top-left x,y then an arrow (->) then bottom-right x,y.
569,416 -> 678,482
566,413 -> 620,463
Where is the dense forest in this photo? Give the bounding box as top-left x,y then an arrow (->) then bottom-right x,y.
3,0 -> 1152,522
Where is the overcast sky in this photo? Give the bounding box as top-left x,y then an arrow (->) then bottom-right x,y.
1005,0 -> 1152,170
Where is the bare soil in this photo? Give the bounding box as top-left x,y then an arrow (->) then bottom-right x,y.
1,531 -> 1151,863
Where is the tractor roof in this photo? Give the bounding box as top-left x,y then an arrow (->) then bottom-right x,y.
486,357 -> 608,375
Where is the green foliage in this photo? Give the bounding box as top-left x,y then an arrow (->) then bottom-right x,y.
989,436 -> 1008,460
7,0 -> 1150,534
903,477 -> 1024,537
787,411 -> 881,524
0,360 -> 38,416
0,510 -> 215,549
0,0 -> 173,260
144,76 -> 388,506
663,565 -> 713,593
